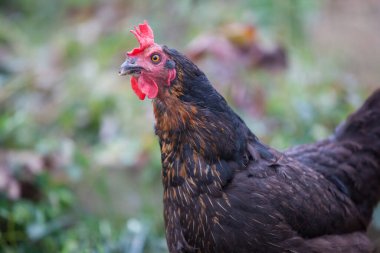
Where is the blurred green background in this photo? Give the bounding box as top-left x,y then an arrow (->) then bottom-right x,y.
1,0 -> 380,252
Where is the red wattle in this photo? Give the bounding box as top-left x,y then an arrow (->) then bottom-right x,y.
138,75 -> 158,99
131,76 -> 146,100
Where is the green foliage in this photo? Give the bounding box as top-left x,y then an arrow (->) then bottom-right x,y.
0,173 -> 73,251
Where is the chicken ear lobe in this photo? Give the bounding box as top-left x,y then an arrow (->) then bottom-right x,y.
166,69 -> 177,86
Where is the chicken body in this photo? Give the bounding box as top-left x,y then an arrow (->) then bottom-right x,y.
120,22 -> 380,253
154,48 -> 380,253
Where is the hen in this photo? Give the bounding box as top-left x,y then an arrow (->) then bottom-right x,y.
119,21 -> 380,253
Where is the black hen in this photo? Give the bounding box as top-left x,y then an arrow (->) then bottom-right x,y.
119,22 -> 380,253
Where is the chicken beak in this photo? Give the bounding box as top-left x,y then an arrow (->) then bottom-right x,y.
118,58 -> 144,76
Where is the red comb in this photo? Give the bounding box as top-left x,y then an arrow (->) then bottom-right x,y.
127,21 -> 155,56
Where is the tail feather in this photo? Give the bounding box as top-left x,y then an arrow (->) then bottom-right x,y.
332,89 -> 380,220
286,89 -> 380,223
335,88 -> 380,143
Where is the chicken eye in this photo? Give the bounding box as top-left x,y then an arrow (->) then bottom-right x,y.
151,54 -> 161,64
